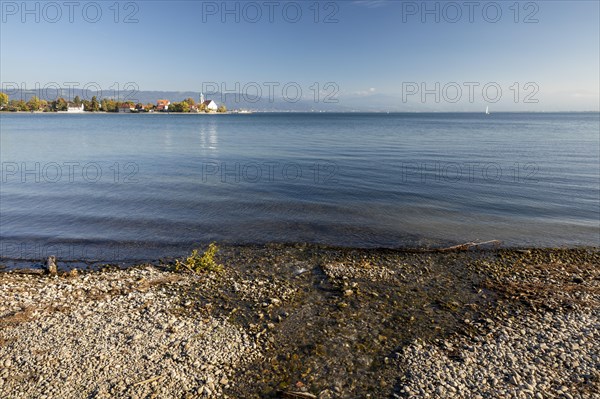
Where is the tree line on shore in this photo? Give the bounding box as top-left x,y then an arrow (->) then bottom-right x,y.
0,92 -> 227,113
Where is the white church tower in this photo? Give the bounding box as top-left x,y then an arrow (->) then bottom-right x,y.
200,92 -> 205,104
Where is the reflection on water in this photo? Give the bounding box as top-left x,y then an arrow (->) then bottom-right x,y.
199,119 -> 219,154
163,127 -> 173,153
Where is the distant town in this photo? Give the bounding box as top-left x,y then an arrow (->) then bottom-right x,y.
0,92 -> 229,113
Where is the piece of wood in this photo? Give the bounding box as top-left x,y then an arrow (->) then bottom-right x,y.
435,240 -> 501,252
10,269 -> 45,275
399,240 -> 502,253
46,256 -> 57,275
134,375 -> 163,386
282,392 -> 317,399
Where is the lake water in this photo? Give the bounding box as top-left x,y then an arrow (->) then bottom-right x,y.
1,112 -> 598,263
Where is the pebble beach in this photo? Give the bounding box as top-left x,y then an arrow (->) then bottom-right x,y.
1,245 -> 598,398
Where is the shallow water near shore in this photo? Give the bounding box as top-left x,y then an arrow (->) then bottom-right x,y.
1,112 -> 599,263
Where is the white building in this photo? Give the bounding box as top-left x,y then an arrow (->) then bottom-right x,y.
67,104 -> 84,113
202,100 -> 218,112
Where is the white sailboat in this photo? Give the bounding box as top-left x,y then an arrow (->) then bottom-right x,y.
485,106 -> 490,115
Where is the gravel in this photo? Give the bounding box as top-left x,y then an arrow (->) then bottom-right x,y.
0,267 -> 259,398
400,309 -> 600,399
398,249 -> 600,399
0,246 -> 598,398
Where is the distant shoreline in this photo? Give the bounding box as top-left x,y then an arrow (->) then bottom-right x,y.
0,111 -> 233,115
1,110 -> 599,115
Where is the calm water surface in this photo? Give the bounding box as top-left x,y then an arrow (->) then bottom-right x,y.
1,113 -> 598,262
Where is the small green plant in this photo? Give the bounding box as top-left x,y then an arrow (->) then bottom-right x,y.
175,243 -> 223,273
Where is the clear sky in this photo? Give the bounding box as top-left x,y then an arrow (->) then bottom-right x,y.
1,0 -> 599,111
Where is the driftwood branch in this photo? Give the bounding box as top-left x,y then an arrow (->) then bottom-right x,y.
8,269 -> 45,275
134,375 -> 163,386
400,240 -> 502,253
434,240 -> 502,252
282,392 -> 317,399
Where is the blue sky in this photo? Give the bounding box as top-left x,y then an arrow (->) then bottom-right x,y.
1,0 -> 599,110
